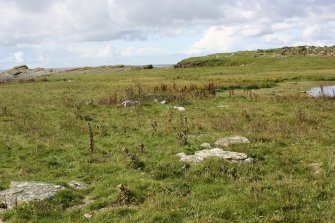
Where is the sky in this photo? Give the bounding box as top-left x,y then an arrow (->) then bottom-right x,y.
0,0 -> 334,69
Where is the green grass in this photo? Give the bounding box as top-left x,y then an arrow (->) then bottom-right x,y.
0,49 -> 335,222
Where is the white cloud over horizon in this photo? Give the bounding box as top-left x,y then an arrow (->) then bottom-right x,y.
0,0 -> 334,69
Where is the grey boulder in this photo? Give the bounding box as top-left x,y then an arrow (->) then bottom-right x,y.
0,182 -> 64,210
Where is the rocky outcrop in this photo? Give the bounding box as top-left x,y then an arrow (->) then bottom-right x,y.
177,148 -> 254,164
0,64 -> 158,83
0,65 -> 51,82
142,64 -> 153,69
0,182 -> 64,210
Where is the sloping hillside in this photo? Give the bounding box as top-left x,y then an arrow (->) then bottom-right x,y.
174,46 -> 335,68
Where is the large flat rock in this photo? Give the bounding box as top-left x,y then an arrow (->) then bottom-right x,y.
0,182 -> 64,210
177,148 -> 254,164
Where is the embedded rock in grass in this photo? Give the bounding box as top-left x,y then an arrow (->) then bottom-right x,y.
173,106 -> 185,112
69,181 -> 87,190
308,163 -> 322,174
306,86 -> 335,98
121,100 -> 138,107
177,148 -> 253,164
200,143 -> 212,149
0,182 -> 64,210
214,136 -> 250,148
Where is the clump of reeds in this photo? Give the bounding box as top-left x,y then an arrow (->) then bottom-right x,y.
98,93 -> 118,105
150,120 -> 158,135
87,122 -> 94,156
122,147 -> 145,169
115,184 -> 135,206
176,131 -> 188,145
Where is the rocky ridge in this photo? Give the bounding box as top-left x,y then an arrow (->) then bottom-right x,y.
0,64 -> 154,82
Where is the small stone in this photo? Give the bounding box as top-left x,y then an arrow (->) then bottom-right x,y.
121,100 -> 138,107
69,181 -> 87,190
173,106 -> 185,112
308,163 -> 322,174
84,212 -> 95,219
200,143 -> 212,149
160,100 -> 166,104
214,136 -> 250,148
243,157 -> 255,164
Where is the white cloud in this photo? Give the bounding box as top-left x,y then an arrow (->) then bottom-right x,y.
11,51 -> 24,63
263,34 -> 292,45
0,0 -> 334,68
68,43 -> 115,59
187,26 -> 237,54
120,47 -> 165,58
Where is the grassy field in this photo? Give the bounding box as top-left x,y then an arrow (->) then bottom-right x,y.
0,48 -> 335,222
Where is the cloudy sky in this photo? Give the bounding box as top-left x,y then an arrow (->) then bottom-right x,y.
0,0 -> 334,69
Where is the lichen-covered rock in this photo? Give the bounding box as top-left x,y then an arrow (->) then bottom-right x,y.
177,148 -> 253,164
214,136 -> 250,147
0,182 -> 64,210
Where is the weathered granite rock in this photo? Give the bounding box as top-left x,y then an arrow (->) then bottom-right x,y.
69,181 -> 87,190
7,65 -> 29,76
177,148 -> 253,164
0,182 -> 64,210
214,136 -> 250,148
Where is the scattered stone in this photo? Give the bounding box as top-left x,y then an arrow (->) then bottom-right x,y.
214,136 -> 250,148
177,148 -> 253,164
0,182 -> 64,210
84,212 -> 95,219
188,134 -> 203,139
308,163 -> 322,174
121,100 -> 138,107
173,106 -> 185,112
200,143 -> 212,149
68,181 -> 87,190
